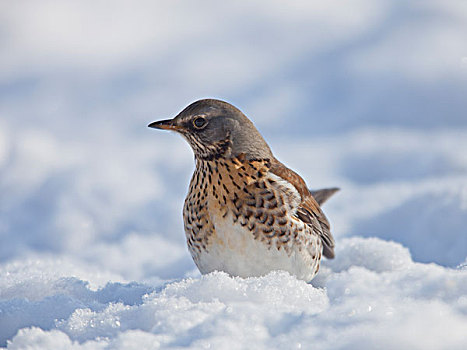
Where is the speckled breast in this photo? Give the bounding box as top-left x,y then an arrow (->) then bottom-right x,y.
183,156 -> 322,282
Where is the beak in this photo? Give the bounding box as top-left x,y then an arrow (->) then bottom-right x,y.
148,119 -> 182,131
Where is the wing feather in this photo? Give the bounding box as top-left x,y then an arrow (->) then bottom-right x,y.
270,159 -> 336,259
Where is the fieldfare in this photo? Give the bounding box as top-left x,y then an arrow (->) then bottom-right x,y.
149,99 -> 338,282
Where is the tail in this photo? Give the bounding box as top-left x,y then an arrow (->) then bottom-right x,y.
310,187 -> 340,206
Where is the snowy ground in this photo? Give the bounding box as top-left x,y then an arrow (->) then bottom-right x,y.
1,1 -> 467,349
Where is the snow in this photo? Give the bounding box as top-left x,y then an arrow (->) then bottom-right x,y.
3,253 -> 467,349
1,0 -> 467,349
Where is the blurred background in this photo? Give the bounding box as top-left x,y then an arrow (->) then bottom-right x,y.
1,0 -> 466,281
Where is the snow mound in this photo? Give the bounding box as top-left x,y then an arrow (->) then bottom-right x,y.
2,242 -> 467,349
325,237 -> 412,273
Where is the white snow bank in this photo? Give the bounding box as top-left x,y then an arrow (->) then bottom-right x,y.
2,238 -> 467,349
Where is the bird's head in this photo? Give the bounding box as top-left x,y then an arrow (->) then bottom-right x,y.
149,99 -> 272,161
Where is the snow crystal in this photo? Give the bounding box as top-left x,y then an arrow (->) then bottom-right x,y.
2,258 -> 467,349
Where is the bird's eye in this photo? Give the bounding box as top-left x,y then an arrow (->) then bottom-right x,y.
193,116 -> 207,129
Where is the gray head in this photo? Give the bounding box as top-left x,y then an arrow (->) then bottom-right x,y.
149,99 -> 273,161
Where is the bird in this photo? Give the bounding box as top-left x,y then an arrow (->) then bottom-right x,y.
149,99 -> 338,282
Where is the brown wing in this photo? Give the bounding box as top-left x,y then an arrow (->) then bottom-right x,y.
270,159 -> 335,259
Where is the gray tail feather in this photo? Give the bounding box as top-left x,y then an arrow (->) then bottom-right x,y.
310,187 -> 340,206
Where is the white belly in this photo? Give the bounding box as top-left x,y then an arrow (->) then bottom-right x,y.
194,212 -> 320,282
